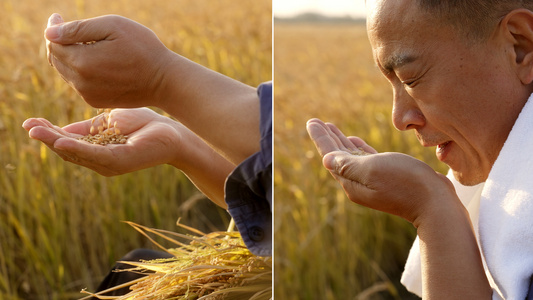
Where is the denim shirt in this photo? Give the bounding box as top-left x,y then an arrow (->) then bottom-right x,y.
225,82 -> 272,257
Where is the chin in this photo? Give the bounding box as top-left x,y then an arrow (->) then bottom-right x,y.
452,169 -> 488,186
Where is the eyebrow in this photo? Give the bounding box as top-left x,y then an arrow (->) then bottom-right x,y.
381,53 -> 418,73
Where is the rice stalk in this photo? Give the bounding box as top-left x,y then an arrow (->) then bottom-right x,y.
81,221 -> 272,300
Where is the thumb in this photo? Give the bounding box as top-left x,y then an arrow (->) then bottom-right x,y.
47,13 -> 63,27
323,150 -> 372,185
323,151 -> 357,176
323,152 -> 339,171
44,13 -> 64,41
45,15 -> 115,44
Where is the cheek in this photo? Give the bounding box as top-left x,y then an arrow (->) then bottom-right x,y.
416,61 -> 507,123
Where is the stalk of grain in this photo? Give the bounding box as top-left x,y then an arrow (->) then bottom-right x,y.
78,109 -> 128,145
80,220 -> 272,300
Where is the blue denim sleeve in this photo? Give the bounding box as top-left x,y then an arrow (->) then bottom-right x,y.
225,81 -> 272,257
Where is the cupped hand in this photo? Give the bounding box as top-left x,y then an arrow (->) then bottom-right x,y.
23,108 -> 187,176
44,13 -> 172,108
306,118 -> 456,225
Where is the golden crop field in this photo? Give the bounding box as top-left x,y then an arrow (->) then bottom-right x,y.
273,22 -> 447,300
0,0 -> 271,299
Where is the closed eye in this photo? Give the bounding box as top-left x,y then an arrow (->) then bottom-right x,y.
401,79 -> 416,87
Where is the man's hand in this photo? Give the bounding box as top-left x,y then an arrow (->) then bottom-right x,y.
44,13 -> 261,166
306,118 -> 455,225
45,13 -> 171,108
23,108 -> 185,176
23,108 -> 235,207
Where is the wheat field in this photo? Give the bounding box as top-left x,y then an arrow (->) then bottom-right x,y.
0,0 -> 271,299
2,1 -> 454,299
273,22 -> 448,299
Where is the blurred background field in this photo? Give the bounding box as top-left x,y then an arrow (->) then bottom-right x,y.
273,21 -> 448,299
0,0 -> 271,299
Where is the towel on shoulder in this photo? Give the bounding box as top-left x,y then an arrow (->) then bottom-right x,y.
401,94 -> 533,300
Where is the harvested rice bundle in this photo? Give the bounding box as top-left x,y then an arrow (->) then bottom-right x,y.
81,221 -> 272,300
78,109 -> 128,145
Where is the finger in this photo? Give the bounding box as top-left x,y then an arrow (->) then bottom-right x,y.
326,123 -> 358,151
27,126 -> 68,149
45,15 -> 121,44
46,13 -> 64,66
323,151 -> 375,195
306,119 -> 343,156
54,137 -> 112,156
46,15 -> 117,71
323,151 -> 375,200
53,136 -> 145,176
23,118 -> 75,137
48,51 -> 82,86
62,118 -> 98,136
345,136 -> 368,148
321,122 -> 354,151
48,42 -> 85,73
23,118 -> 49,131
346,136 -> 378,154
106,108 -> 153,134
26,127 -> 101,171
52,138 -> 122,175
48,41 -> 114,92
47,13 -> 64,27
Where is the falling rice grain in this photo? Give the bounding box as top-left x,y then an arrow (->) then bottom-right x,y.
78,109 -> 128,145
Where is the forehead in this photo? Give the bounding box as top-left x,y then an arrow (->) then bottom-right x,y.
366,0 -> 422,36
366,0 -> 438,69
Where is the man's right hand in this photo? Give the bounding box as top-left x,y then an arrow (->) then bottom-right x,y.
45,13 -> 172,109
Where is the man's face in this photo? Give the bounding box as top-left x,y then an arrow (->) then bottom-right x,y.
367,0 -> 527,185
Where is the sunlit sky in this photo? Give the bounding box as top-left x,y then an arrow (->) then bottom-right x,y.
273,0 -> 367,18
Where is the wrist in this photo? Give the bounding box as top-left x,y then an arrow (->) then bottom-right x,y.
150,49 -> 182,110
152,52 -> 198,112
163,118 -> 194,172
412,189 -> 468,230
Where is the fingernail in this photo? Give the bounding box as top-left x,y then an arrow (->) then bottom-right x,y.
45,25 -> 62,40
47,13 -> 63,27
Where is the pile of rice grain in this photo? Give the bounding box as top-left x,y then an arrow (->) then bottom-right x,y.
78,109 -> 128,145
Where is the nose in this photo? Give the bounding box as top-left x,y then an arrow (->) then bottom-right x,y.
391,87 -> 425,131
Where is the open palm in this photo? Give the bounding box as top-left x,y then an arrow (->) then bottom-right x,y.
306,118 -> 455,224
23,108 -> 186,176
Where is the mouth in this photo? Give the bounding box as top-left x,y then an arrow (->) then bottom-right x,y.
416,132 -> 453,163
437,141 -> 450,151
436,141 -> 451,162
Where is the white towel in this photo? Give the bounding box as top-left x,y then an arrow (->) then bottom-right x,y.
401,94 -> 533,299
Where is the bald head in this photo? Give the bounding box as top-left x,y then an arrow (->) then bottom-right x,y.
368,0 -> 533,42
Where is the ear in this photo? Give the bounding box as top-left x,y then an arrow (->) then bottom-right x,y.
500,9 -> 533,85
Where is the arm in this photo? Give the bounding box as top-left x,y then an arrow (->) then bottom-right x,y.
306,118 -> 491,299
416,200 -> 491,299
153,54 -> 260,165
45,14 -> 260,165
23,108 -> 234,208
